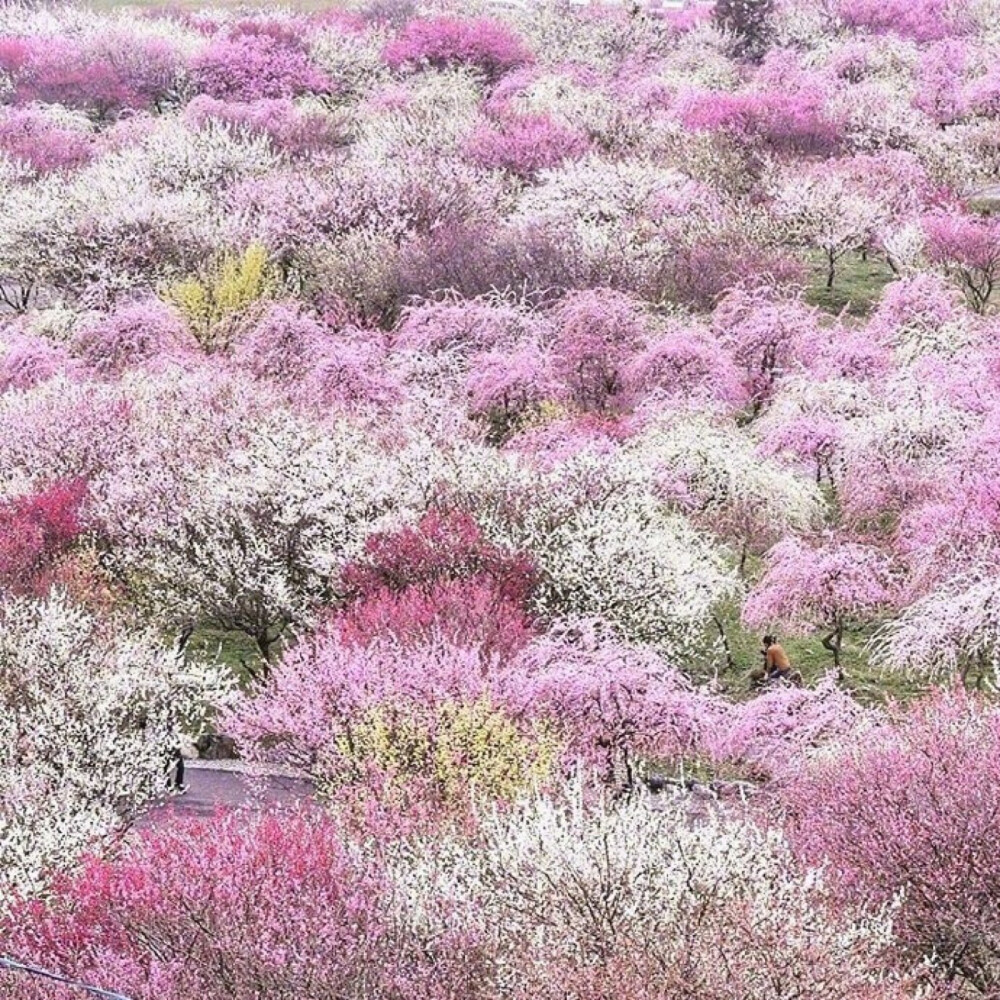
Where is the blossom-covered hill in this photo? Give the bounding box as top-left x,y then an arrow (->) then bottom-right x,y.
2,1 -> 1000,997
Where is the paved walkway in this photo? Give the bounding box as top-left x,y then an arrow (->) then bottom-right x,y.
134,761 -> 315,829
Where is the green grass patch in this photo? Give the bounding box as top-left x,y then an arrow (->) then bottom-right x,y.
804,251 -> 896,318
703,596 -> 930,708
183,624 -> 266,687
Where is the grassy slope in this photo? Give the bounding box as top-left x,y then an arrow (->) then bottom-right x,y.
804,249 -> 897,318
184,624 -> 267,684
706,596 -> 931,707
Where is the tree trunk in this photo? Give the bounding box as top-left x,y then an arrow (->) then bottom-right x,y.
826,250 -> 836,290
255,630 -> 274,666
738,539 -> 750,578
822,625 -> 843,679
175,624 -> 195,657
712,613 -> 736,674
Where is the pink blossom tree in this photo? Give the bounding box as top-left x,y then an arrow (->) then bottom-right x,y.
191,31 -> 332,101
465,113 -> 589,180
742,536 -> 897,675
465,340 -> 562,441
924,211 -> 1000,313
0,328 -> 78,392
503,621 -> 711,791
230,301 -> 327,384
781,691 -> 1000,996
2,812 -> 405,1000
383,16 -> 532,81
184,96 -> 343,157
711,286 -> 815,417
0,109 -> 93,175
71,299 -> 197,377
550,288 -> 651,413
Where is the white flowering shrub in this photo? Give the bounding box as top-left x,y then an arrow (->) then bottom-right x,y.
390,791 -> 903,1000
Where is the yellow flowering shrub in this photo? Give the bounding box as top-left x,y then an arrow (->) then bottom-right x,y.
163,243 -> 275,350
329,697 -> 561,804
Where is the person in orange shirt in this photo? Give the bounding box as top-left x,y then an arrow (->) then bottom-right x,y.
750,634 -> 799,688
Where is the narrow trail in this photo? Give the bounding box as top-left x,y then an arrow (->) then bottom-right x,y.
134,761 -> 315,829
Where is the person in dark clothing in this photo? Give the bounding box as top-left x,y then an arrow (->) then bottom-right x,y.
168,744 -> 186,792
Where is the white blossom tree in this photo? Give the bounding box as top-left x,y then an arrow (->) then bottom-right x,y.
389,791 -> 902,1000
427,443 -> 736,659
100,413 -> 420,662
0,592 -> 232,911
871,569 -> 1000,686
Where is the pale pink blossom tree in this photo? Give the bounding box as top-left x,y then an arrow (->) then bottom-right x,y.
743,535 -> 897,675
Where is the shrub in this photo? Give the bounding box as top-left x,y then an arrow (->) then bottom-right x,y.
384,16 -> 532,81
465,113 -> 589,179
781,691 -> 1000,995
327,695 -> 560,804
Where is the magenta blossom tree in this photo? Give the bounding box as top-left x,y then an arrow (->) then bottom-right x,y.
0,479 -> 88,597
924,211 -> 1000,313
1,811 -> 437,1000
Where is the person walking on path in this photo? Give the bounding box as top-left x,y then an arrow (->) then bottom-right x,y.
168,744 -> 186,793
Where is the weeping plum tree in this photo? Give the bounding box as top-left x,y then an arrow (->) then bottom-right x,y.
743,536 -> 897,677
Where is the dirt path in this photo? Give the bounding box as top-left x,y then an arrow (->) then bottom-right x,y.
134,761 -> 315,829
